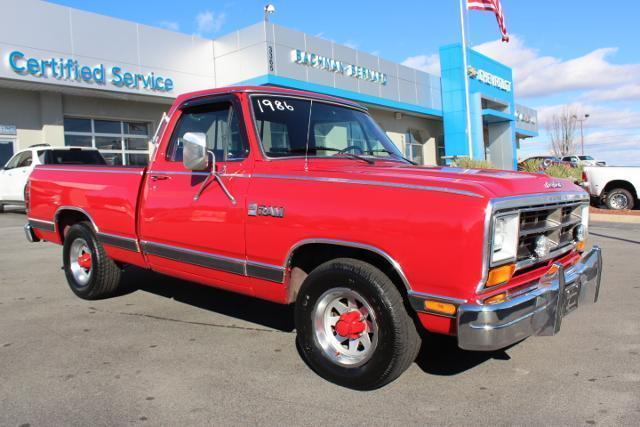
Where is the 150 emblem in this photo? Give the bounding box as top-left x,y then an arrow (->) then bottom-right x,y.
544,181 -> 563,189
248,203 -> 285,218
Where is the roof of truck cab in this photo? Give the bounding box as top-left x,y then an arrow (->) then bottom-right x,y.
173,86 -> 366,111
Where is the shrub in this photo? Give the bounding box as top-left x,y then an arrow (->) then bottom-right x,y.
518,159 -> 543,173
451,157 -> 496,169
545,164 -> 583,183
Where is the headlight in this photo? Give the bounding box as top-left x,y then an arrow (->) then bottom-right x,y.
491,213 -> 519,265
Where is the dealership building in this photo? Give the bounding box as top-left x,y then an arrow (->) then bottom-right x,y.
0,0 -> 537,169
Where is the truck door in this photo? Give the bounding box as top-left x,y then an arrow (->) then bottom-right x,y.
139,96 -> 253,290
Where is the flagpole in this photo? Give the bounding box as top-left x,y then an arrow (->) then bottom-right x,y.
459,0 -> 474,159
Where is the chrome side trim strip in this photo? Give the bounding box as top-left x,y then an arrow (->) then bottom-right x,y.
54,206 -> 100,233
28,218 -> 55,232
141,241 -> 245,276
97,232 -> 140,253
147,170 -> 251,178
140,240 -> 285,282
252,174 -> 483,199
35,167 -> 144,175
407,291 -> 468,305
246,260 -> 286,283
284,238 -> 412,291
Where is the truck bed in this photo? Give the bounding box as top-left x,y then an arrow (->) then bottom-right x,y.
28,165 -> 146,264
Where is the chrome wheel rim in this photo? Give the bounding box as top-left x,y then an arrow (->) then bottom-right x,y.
610,193 -> 629,210
69,238 -> 92,287
313,287 -> 379,367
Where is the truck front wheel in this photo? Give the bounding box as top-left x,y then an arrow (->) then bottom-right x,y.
295,258 -> 421,390
62,222 -> 122,300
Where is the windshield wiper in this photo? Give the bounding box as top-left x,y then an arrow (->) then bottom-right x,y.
289,146 -> 374,164
366,149 -> 417,165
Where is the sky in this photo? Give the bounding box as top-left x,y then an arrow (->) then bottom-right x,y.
49,0 -> 640,166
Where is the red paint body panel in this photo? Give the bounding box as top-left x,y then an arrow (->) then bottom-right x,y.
26,86 -> 588,335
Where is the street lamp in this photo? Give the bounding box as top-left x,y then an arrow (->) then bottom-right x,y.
264,4 -> 276,22
572,113 -> 590,156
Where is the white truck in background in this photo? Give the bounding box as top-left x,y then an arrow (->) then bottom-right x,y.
583,166 -> 640,210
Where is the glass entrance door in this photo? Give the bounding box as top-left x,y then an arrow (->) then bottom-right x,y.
0,140 -> 15,167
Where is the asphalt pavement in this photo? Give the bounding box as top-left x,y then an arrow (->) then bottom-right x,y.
1,209 -> 639,425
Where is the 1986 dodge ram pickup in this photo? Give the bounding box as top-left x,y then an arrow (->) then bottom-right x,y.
25,86 -> 603,389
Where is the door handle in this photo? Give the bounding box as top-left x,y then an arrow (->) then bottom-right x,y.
150,175 -> 170,182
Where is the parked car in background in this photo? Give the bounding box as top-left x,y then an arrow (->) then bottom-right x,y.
24,86 -> 603,390
583,166 -> 639,210
0,145 -> 105,211
518,156 -> 574,171
561,155 -> 606,167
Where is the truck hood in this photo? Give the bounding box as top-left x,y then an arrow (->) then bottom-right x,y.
316,162 -> 584,199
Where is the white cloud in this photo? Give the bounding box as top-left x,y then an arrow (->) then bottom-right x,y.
158,21 -> 180,32
195,10 -> 226,35
537,102 -> 640,130
521,102 -> 640,166
583,84 -> 640,102
401,54 -> 440,75
401,36 -> 640,166
473,35 -> 640,98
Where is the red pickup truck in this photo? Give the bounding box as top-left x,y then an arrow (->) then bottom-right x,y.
25,86 -> 603,389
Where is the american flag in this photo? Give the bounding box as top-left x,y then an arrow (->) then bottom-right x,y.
468,0 -> 509,42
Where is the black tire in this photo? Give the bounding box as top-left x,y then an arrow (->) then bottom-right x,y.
62,222 -> 122,300
295,258 -> 421,390
605,188 -> 635,210
0,204 -> 4,213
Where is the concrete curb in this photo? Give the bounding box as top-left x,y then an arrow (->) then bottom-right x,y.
591,213 -> 640,224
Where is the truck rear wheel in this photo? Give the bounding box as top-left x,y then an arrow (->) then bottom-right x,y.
605,188 -> 634,210
62,222 -> 122,300
295,258 -> 421,390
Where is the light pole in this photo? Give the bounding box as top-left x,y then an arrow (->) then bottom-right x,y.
572,113 -> 590,156
264,4 -> 276,22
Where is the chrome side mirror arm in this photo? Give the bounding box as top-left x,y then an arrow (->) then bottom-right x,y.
193,150 -> 236,204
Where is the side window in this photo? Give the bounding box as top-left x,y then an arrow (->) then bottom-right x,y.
4,151 -> 30,169
167,102 -> 248,162
16,151 -> 33,168
4,152 -> 22,169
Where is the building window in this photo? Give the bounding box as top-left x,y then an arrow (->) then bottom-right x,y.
63,118 -> 151,166
404,129 -> 424,165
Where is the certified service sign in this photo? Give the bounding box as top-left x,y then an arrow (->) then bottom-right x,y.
7,50 -> 174,93
292,49 -> 387,85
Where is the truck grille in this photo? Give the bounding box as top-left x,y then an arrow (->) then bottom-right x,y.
513,202 -> 586,268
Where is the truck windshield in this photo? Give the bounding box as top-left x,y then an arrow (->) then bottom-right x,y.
252,96 -> 406,161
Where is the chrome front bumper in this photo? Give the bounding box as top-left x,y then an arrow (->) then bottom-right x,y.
457,246 -> 603,351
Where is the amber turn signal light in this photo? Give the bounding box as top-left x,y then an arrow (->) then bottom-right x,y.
484,292 -> 507,305
424,300 -> 457,316
576,241 -> 586,252
486,264 -> 515,288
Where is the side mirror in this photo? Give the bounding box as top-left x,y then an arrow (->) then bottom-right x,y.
182,132 -> 213,171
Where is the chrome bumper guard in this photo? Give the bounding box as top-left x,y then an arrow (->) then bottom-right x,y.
457,246 -> 603,351
24,224 -> 40,243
